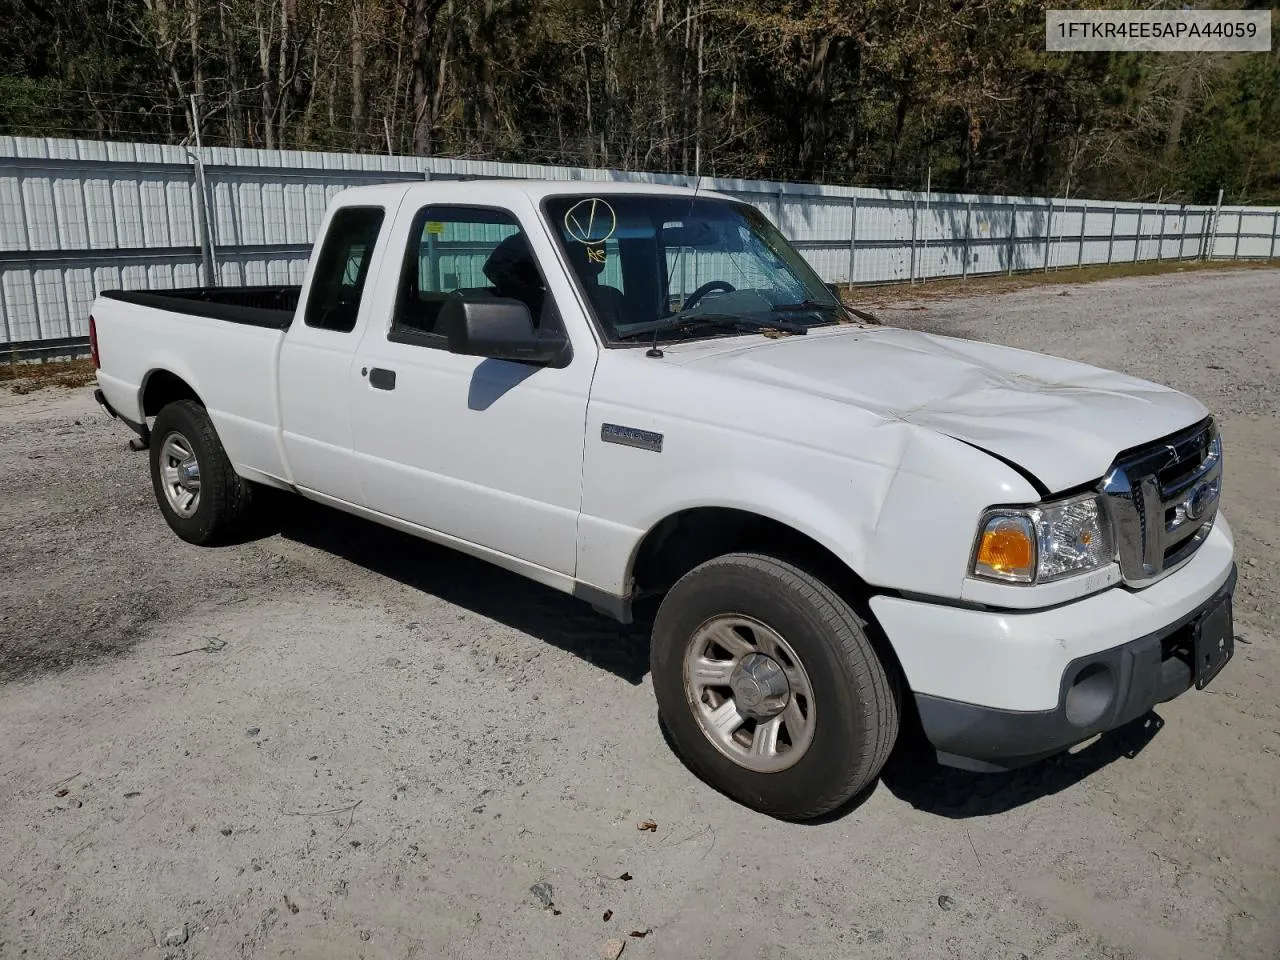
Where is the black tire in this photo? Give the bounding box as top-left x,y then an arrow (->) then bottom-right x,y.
651,552 -> 899,821
149,399 -> 256,546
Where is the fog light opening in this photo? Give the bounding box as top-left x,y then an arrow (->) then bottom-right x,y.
1065,662 -> 1115,728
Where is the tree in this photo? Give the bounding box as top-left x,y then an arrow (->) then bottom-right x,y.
0,0 -> 1276,203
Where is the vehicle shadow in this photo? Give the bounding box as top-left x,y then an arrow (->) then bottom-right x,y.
269,495 -> 654,685
878,711 -> 1166,819
261,496 -> 1165,820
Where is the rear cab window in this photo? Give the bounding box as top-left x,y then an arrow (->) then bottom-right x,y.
305,206 -> 386,332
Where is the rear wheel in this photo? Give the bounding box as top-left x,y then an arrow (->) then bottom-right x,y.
149,400 -> 256,545
651,552 -> 899,820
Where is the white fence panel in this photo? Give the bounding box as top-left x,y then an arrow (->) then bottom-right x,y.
1,135 -> 1278,353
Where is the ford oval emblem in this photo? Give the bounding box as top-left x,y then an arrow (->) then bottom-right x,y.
1185,481 -> 1218,521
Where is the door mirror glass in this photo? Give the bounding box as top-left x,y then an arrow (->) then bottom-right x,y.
438,293 -> 570,366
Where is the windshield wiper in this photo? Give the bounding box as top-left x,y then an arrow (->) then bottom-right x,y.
617,313 -> 809,340
770,299 -> 841,313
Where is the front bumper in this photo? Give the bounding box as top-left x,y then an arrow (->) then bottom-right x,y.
869,516 -> 1236,771
915,564 -> 1235,770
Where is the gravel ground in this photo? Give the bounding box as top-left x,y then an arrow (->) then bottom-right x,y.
1,267 -> 1277,960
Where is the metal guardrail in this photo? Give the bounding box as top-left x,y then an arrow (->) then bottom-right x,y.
4,335 -> 92,362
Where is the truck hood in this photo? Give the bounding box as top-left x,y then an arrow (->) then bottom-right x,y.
681,327 -> 1208,493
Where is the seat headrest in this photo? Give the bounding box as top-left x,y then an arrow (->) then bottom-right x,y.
483,232 -> 541,293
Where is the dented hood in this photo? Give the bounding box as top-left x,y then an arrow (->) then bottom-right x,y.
684,326 -> 1209,493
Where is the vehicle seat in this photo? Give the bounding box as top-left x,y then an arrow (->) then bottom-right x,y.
563,242 -> 628,332
483,232 -> 546,326
397,291 -> 449,334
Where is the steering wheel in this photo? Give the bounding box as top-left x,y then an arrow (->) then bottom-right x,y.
680,280 -> 736,312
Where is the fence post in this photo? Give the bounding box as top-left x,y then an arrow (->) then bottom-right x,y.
848,196 -> 858,284
1234,207 -> 1243,259
909,199 -> 918,283
1007,204 -> 1016,276
1106,205 -> 1118,264
1157,207 -> 1167,261
775,189 -> 784,229
188,150 -> 218,286
1043,200 -> 1053,273
1133,205 -> 1143,263
1271,210 -> 1279,260
1207,188 -> 1224,260
1177,204 -> 1187,260
1077,202 -> 1088,267
962,201 -> 972,280
921,185 -> 930,284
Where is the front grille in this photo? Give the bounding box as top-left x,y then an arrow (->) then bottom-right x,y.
1100,418 -> 1221,586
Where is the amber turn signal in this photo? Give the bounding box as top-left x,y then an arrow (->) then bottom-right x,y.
973,515 -> 1036,582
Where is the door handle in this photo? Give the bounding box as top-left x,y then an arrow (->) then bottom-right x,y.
369,367 -> 397,390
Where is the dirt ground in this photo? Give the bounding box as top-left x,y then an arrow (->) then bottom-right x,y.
1,268 -> 1277,960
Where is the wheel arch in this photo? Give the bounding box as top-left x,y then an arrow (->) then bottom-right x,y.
140,367 -> 205,419
624,504 -> 909,703
628,505 -> 869,600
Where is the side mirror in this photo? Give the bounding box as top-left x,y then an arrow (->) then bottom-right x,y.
438,293 -> 571,366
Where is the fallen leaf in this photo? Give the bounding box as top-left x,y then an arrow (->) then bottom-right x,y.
618,871 -> 632,881
636,820 -> 657,832
629,929 -> 651,939
54,788 -> 69,798
283,894 -> 299,915
603,910 -> 613,922
601,937 -> 625,959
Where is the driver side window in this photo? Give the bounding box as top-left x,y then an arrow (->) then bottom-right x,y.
391,205 -> 554,346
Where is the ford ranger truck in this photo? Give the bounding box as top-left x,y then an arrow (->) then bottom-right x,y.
89,180 -> 1236,820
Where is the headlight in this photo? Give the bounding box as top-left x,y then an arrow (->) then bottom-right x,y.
971,493 -> 1113,584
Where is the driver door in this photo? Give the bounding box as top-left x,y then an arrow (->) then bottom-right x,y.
348,203 -> 593,578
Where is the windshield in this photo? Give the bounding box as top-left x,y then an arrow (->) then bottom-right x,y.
542,194 -> 843,344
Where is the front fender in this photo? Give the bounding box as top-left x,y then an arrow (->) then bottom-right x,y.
576,414 -> 1037,600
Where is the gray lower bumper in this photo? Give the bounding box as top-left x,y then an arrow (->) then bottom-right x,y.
916,564 -> 1237,772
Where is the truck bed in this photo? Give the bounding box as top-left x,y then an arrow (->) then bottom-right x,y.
92,284 -> 294,486
100,286 -> 299,330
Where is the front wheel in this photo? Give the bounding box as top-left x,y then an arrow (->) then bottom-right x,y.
149,400 -> 256,546
651,553 -> 899,820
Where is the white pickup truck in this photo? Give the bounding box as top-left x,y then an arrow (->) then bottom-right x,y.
91,180 -> 1236,820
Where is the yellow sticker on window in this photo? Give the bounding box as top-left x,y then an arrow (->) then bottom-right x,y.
425,221 -> 445,236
